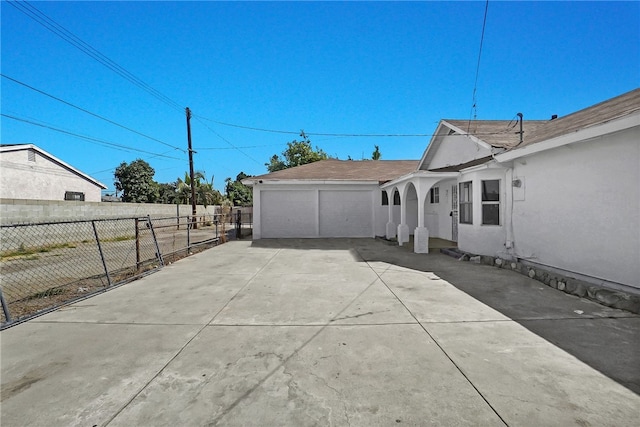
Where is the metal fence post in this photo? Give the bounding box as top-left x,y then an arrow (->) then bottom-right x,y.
135,217 -> 141,271
0,287 -> 12,324
147,215 -> 164,267
92,220 -> 112,287
187,215 -> 191,252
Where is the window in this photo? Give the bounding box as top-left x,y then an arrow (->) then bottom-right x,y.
382,191 -> 389,206
481,180 -> 500,225
430,187 -> 439,204
64,191 -> 85,201
459,182 -> 472,224
393,190 -> 401,205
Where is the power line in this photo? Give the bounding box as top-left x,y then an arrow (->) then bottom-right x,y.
7,0 -> 183,113
193,114 -> 435,138
193,116 -> 263,165
1,113 -> 184,160
90,162 -> 179,177
1,74 -> 186,153
467,0 -> 490,133
196,144 -> 286,150
193,114 -> 300,136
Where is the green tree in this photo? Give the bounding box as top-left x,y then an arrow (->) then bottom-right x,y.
266,131 -> 329,172
156,182 -> 178,204
176,171 -> 223,207
225,172 -> 253,206
114,159 -> 158,203
372,145 -> 381,160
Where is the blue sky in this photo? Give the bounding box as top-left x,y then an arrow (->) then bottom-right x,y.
2,1 -> 638,194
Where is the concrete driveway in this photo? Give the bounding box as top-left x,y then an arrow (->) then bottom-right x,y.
1,238 -> 638,426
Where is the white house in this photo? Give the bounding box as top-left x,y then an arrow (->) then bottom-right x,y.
0,144 -> 107,202
245,88 -> 640,292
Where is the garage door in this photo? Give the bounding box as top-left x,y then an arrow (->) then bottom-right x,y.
319,190 -> 373,237
260,190 -> 316,238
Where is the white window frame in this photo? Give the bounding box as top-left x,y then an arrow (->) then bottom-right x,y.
459,181 -> 472,224
481,179 -> 500,226
430,187 -> 439,204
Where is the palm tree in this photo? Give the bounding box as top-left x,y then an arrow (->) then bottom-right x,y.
176,171 -> 222,208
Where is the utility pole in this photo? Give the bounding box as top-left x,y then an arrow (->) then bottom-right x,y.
186,107 -> 197,229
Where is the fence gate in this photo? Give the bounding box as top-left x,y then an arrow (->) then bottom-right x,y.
235,210 -> 242,239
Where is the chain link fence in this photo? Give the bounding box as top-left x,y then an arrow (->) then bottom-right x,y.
0,213 -> 239,328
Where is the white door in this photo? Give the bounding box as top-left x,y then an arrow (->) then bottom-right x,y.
318,190 -> 373,237
260,190 -> 316,238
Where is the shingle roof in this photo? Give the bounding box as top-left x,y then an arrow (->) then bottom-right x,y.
427,156 -> 493,172
442,120 -> 548,149
249,159 -> 418,183
445,88 -> 640,151
520,88 -> 640,148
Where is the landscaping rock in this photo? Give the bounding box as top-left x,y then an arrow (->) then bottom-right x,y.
593,289 -> 621,306
572,282 -> 587,298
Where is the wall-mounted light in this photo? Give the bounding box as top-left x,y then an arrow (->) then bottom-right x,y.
512,179 -> 522,188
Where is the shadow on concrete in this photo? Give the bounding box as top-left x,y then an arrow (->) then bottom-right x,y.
251,237 -> 640,395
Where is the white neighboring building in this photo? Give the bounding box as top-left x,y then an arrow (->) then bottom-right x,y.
0,144 -> 107,202
245,88 -> 640,291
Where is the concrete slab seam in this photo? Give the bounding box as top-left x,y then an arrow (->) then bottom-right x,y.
209,322 -> 419,327
207,274 -> 389,425
357,248 -> 510,427
102,248 -> 284,426
207,248 -> 283,325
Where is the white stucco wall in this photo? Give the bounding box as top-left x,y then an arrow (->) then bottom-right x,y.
253,183 -> 383,239
374,190 -> 390,236
457,167 -> 508,257
0,149 -> 104,202
424,135 -> 492,170
510,126 -> 639,288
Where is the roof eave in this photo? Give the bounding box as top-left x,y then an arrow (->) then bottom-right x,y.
1,144 -> 107,189
417,121 -> 447,170
442,120 -> 494,150
496,112 -> 639,162
243,179 -> 381,186
380,170 -> 459,189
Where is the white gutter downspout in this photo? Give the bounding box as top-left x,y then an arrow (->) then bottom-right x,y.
492,148 -> 515,260
504,166 -> 515,259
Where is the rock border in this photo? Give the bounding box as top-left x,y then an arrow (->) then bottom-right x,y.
440,248 -> 640,314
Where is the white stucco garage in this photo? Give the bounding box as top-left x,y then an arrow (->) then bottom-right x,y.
244,160 -> 417,239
